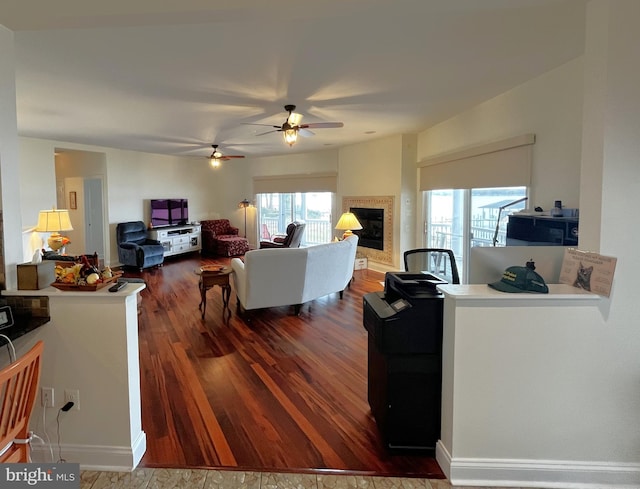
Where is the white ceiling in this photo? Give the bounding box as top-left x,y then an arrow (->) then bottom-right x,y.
1,0 -> 587,159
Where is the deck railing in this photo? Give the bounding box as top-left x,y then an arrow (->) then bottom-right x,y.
261,219 -> 502,249
428,220 -> 504,249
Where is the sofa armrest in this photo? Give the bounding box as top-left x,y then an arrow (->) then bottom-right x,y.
230,258 -> 246,306
118,243 -> 141,267
228,226 -> 239,235
119,242 -> 140,251
143,238 -> 161,246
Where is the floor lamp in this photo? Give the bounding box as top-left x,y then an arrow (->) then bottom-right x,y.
238,199 -> 250,237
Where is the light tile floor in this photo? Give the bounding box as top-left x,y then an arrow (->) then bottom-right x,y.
79,468 -> 534,489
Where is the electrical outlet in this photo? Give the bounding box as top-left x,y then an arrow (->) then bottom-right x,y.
64,389 -> 80,410
41,387 -> 54,408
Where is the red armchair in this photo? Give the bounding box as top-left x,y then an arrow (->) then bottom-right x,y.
201,219 -> 249,256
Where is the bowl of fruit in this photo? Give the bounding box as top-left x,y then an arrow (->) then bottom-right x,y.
51,256 -> 122,291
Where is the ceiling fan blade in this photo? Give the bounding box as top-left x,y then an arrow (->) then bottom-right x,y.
298,128 -> 315,138
242,122 -> 281,128
223,155 -> 245,159
301,122 -> 344,129
256,129 -> 280,136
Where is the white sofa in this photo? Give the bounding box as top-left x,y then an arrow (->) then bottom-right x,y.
231,235 -> 359,314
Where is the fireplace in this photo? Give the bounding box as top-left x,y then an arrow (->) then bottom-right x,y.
350,207 -> 384,251
342,196 -> 394,266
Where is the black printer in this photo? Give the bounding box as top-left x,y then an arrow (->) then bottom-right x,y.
363,272 -> 447,451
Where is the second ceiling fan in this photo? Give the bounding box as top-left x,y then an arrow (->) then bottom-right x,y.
208,144 -> 245,168
245,105 -> 344,146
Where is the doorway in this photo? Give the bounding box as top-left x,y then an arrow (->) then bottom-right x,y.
55,150 -> 108,262
83,178 -> 105,258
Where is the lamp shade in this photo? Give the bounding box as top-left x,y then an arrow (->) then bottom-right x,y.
238,199 -> 250,208
335,212 -> 362,232
35,209 -> 74,233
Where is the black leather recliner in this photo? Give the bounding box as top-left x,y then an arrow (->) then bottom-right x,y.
116,221 -> 165,271
259,221 -> 306,249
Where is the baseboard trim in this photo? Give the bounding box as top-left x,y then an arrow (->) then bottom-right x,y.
436,441 -> 640,488
31,431 -> 147,472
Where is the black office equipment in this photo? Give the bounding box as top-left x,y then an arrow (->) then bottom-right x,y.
363,272 -> 448,452
506,214 -> 579,246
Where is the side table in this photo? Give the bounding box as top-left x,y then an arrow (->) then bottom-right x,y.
195,266 -> 232,318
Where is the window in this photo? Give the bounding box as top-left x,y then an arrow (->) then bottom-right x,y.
257,192 -> 333,245
426,187 -> 527,282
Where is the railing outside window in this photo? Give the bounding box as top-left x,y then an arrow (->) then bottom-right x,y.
261,218 -> 330,246
258,192 -> 333,246
426,187 -> 527,282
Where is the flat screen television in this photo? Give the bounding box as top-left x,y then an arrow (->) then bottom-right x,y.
150,199 -> 189,228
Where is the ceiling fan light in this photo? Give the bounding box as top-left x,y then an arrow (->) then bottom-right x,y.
210,157 -> 221,168
288,112 -> 303,126
283,128 -> 298,146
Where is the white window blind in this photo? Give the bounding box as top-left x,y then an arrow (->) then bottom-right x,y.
418,134 -> 535,191
253,173 -> 337,194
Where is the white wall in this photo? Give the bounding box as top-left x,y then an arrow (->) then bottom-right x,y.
417,57 -> 584,212
580,0 -> 640,464
0,26 -> 23,288
339,134 -> 405,270
400,134 -> 418,254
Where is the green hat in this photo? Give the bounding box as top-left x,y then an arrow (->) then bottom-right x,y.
488,266 -> 549,293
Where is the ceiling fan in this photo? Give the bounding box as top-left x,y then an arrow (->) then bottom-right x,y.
243,104 -> 344,146
208,144 -> 245,169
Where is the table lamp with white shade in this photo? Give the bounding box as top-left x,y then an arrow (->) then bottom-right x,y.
35,208 -> 73,252
335,212 -> 362,240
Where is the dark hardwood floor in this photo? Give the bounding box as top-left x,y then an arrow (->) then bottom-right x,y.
126,252 -> 444,478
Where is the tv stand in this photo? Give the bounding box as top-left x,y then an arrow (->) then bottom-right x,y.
149,224 -> 202,257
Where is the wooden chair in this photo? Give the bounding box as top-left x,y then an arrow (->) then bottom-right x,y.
0,340 -> 44,463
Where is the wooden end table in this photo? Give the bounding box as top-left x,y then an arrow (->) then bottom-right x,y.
195,266 -> 232,318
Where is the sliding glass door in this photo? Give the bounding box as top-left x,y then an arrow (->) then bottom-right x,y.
426,186 -> 527,282
257,192 -> 333,245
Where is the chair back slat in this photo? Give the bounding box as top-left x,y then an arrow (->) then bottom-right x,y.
0,340 -> 44,463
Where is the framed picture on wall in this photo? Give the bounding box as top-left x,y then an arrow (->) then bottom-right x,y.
69,191 -> 77,209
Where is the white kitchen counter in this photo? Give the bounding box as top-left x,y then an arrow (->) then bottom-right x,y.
437,283 -> 598,301
2,282 -> 146,470
435,283 -> 611,487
